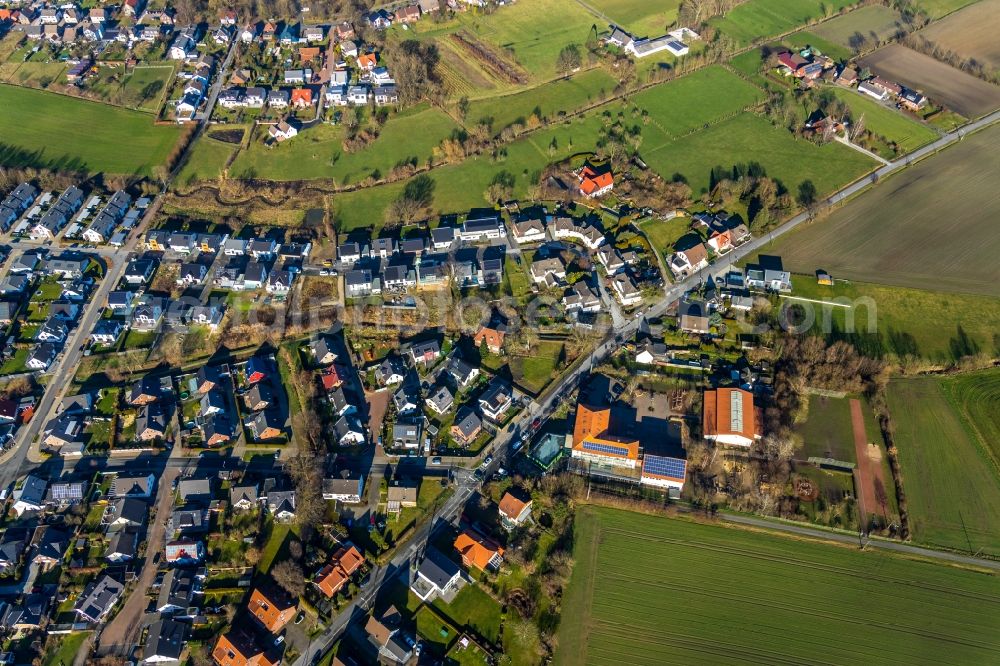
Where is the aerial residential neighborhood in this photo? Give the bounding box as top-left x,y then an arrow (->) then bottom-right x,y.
0,0 -> 997,663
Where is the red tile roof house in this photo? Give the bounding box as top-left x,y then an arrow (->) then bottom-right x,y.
577,164 -> 614,198
313,545 -> 365,597
290,88 -> 313,108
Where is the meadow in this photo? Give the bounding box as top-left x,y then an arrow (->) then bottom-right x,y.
809,5 -> 906,51
709,0 -> 856,46
912,0 -> 981,19
590,0 -> 683,36
888,376 -> 1000,556
914,0 -> 1000,74
797,393 -> 858,462
177,134 -> 238,184
230,105 -> 461,184
460,67 -> 617,131
828,87 -> 939,155
767,122 -> 1000,297
941,368 -> 1000,467
0,83 -> 182,175
641,112 -> 876,196
629,66 -> 765,139
557,506 -> 1000,665
860,44 -> 1000,118
780,277 -> 1000,362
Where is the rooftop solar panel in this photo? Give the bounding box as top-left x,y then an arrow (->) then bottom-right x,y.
643,455 -> 687,479
582,441 -> 630,457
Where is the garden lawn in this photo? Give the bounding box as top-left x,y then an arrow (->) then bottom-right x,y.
415,605 -> 459,655
0,84 -> 182,175
630,66 -> 765,141
42,632 -> 90,666
557,506 -> 1000,665
830,87 -> 938,154
511,339 -> 564,394
710,0 -> 856,46
888,376 -> 1000,556
643,112 -> 876,196
639,215 -> 690,263
231,105 -> 460,184
433,583 -> 502,643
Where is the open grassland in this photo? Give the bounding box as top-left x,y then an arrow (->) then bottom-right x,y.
768,122 -> 1000,297
782,30 -> 853,61
913,0 -> 981,19
630,66 -> 765,139
709,0 -> 856,46
557,506 -> 1000,665
888,376 -> 1000,556
781,277 -> 1000,362
642,113 -> 875,196
860,44 -> 1000,118
461,67 -> 617,130
230,106 -> 461,184
0,84 -> 182,175
809,5 -> 906,50
914,0 -> 1000,75
941,369 -> 1000,468
589,0 -> 682,35
177,135 -> 238,184
88,65 -> 175,113
828,87 -> 938,155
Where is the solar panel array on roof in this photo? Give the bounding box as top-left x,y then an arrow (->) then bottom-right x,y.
643,455 -> 687,480
582,441 -> 630,457
730,389 -> 743,433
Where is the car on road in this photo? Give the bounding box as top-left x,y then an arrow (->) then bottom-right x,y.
322,260 -> 333,267
531,418 -> 541,431
512,440 -> 524,452
295,612 -> 305,624
274,635 -> 284,646
319,269 -> 330,276
483,455 -> 493,466
431,457 -> 442,465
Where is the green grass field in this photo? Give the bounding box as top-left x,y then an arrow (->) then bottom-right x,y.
829,87 -> 939,155
87,65 -> 175,113
888,376 -> 1000,556
557,506 -> 1000,665
432,584 -> 502,643
809,5 -> 906,50
710,0 -> 856,46
782,30 -> 853,61
0,84 -> 182,175
941,368 -> 1000,468
461,67 -> 617,130
778,276 -> 1000,362
797,393 -> 857,462
642,112 -> 876,196
231,105 -> 461,184
177,135 -> 237,184
511,339 -> 564,394
913,0 -> 980,19
630,66 -> 765,140
42,632 -> 90,666
590,0 -> 682,35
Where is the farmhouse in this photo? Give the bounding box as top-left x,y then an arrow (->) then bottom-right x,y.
703,387 -> 761,447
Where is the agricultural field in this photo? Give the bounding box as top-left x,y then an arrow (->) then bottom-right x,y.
557,506 -> 1000,665
709,0 -> 856,46
888,376 -> 1000,556
629,66 -> 765,139
460,67 -> 617,130
230,105 -> 461,184
942,368 -> 1000,467
860,44 -> 1000,118
912,0 -> 981,19
780,277 -> 1000,362
641,112 -> 876,197
808,5 -> 906,52
0,83 -> 183,175
768,121 -> 1000,297
589,0 -> 683,36
913,0 -> 1000,75
828,87 -> 939,156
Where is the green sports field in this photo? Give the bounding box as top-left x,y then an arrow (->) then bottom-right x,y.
557,506 -> 1000,665
0,83 -> 182,175
889,375 -> 1000,556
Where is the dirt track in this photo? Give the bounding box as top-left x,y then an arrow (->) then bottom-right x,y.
850,399 -> 886,525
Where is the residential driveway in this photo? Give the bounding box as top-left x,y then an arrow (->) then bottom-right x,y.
97,450 -> 186,656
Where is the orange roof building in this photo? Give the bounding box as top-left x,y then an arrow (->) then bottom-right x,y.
314,545 -> 365,598
299,46 -> 321,63
578,164 -> 614,198
290,88 -> 313,107
212,630 -> 279,666
248,585 -> 296,634
454,530 -> 504,571
571,403 -> 640,468
357,52 -> 377,70
703,387 -> 761,447
498,492 -> 532,530
473,323 -> 506,355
